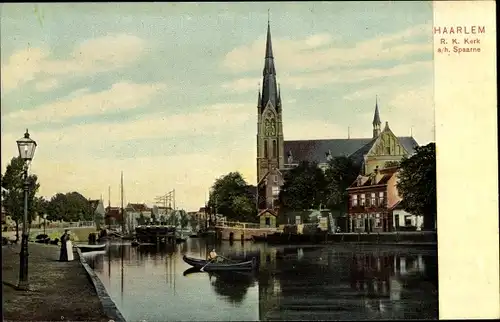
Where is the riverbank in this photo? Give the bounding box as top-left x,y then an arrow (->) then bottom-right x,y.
256,231 -> 437,246
2,242 -> 109,321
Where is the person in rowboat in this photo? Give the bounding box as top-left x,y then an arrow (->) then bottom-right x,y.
208,249 -> 223,263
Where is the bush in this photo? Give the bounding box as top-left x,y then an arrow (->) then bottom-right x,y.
36,234 -> 49,240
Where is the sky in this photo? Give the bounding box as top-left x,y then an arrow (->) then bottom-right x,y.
0,2 -> 434,212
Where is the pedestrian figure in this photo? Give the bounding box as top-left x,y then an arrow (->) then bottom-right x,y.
59,230 -> 74,261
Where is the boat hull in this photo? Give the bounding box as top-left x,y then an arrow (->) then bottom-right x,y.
76,244 -> 106,252
182,255 -> 256,271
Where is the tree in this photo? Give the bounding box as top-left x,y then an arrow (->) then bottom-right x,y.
1,157 -> 40,241
208,172 -> 257,222
46,191 -> 91,222
279,161 -> 327,211
136,213 -> 147,225
396,143 -> 436,230
324,156 -> 360,212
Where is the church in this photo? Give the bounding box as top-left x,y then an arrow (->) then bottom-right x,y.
255,21 -> 419,219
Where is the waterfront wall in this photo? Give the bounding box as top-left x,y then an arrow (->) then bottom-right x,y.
77,248 -> 126,322
216,227 -> 277,240
326,231 -> 437,244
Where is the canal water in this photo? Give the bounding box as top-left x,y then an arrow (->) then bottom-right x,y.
84,239 -> 438,321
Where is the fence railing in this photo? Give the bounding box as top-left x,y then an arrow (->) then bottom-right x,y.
215,221 -> 261,229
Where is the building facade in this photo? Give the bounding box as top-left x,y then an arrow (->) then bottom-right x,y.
255,22 -> 419,216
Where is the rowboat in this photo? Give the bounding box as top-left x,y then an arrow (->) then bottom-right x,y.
75,244 -> 106,252
182,255 -> 257,271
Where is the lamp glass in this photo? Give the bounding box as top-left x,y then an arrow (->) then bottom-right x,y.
16,131 -> 37,161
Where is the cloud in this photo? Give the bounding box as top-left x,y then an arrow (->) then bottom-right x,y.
222,60 -> 432,92
283,119 -> 348,140
4,82 -> 167,124
1,34 -> 148,93
35,78 -> 59,92
222,23 -> 431,74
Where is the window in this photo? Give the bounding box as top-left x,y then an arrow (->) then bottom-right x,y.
386,147 -> 391,155
272,140 -> 277,157
371,193 -> 376,206
375,214 -> 382,228
295,216 -> 302,225
378,192 -> 385,206
360,194 -> 366,206
404,215 -> 413,226
265,217 -> 271,226
356,219 -> 365,228
272,186 -> 280,196
264,140 -> 268,158
273,175 -> 278,183
352,195 -> 358,206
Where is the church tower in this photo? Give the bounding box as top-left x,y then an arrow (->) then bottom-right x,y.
372,96 -> 381,138
256,19 -> 284,183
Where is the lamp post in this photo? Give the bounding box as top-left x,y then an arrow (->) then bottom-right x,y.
43,214 -> 47,235
16,129 -> 37,290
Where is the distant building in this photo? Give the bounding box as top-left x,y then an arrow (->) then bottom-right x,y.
346,166 -> 423,232
89,198 -> 106,227
105,206 -> 122,226
125,203 -> 152,230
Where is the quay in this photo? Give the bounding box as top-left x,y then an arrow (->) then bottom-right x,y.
2,242 -> 114,321
251,230 -> 437,246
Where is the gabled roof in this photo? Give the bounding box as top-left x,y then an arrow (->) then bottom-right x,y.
258,209 -> 277,217
257,168 -> 284,186
126,203 -> 150,212
88,199 -> 102,212
284,135 -> 418,166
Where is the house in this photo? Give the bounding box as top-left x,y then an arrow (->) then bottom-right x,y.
258,209 -> 277,228
391,201 -> 424,231
125,203 -> 152,229
257,167 -> 284,212
105,206 -> 122,226
347,166 -> 398,233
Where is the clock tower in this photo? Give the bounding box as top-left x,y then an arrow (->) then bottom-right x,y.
256,19 -> 284,184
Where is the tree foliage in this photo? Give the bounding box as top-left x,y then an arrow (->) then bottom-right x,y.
384,161 -> 400,168
179,210 -> 189,229
324,156 -> 360,212
1,157 -> 40,225
208,172 -> 257,222
45,192 -> 93,222
396,143 -> 436,230
279,161 -> 327,211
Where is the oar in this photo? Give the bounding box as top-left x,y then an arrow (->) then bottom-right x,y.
200,258 -> 214,272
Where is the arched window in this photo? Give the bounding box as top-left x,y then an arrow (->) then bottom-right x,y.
264,140 -> 268,158
272,140 -> 277,157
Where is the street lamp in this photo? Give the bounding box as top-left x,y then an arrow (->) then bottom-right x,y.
16,129 -> 37,290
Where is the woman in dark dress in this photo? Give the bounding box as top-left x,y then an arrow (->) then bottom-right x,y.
59,230 -> 69,261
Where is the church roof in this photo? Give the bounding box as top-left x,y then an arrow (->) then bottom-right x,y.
284,136 -> 419,164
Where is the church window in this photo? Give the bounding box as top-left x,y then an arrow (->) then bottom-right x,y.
386,147 -> 391,155
272,140 -> 277,157
272,186 -> 280,196
264,140 -> 268,158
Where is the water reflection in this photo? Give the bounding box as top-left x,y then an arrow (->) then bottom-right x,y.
86,240 -> 437,321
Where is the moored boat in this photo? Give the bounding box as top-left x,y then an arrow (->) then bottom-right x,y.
182,255 -> 257,271
75,244 -> 106,252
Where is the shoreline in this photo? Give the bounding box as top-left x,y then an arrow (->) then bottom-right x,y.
77,247 -> 127,322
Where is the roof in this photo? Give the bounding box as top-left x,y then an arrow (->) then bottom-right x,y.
258,209 -> 277,217
126,203 -> 150,212
88,199 -> 102,212
284,135 -> 419,165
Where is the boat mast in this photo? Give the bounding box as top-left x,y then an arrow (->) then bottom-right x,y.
121,171 -> 125,234
108,186 -> 111,231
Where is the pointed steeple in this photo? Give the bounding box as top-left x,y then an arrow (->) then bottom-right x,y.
373,95 -> 381,126
257,86 -> 262,108
372,96 -> 381,138
260,12 -> 279,113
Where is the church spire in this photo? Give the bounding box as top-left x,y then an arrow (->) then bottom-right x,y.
260,12 -> 279,113
372,96 -> 381,138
